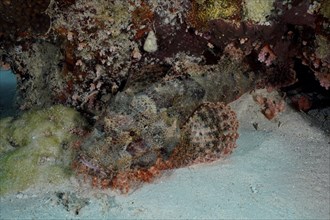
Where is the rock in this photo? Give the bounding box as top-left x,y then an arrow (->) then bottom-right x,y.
0,105 -> 87,195
143,31 -> 158,53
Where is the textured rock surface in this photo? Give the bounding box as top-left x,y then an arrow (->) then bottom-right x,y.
1,0 -> 329,113
0,105 -> 87,195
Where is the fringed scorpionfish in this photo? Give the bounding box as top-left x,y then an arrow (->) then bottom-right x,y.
74,58 -> 258,193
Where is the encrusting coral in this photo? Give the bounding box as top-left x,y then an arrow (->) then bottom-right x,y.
0,105 -> 88,195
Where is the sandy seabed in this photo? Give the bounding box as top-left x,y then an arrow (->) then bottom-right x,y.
1,91 -> 329,219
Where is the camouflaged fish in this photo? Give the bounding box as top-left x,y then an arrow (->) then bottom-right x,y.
78,58 -> 258,181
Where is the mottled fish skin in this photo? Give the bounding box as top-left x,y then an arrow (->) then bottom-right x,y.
169,102 -> 239,167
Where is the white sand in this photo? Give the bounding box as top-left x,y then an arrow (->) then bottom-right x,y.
1,91 -> 329,219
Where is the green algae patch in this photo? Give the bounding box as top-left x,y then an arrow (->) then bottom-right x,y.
0,105 -> 87,195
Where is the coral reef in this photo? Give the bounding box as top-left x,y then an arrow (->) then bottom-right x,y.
0,0 -> 329,193
0,105 -> 87,195
2,0 -> 328,113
